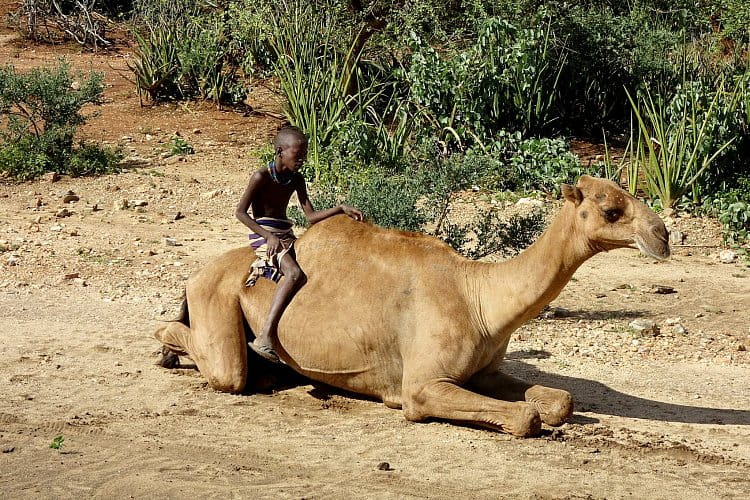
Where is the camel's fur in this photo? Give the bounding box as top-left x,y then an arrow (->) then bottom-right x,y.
154,176 -> 670,437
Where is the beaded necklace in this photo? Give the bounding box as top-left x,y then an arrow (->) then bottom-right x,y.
268,161 -> 294,186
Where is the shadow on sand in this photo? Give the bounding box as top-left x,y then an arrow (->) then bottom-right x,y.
504,353 -> 750,426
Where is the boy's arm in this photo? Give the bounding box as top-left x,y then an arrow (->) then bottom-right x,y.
296,177 -> 363,224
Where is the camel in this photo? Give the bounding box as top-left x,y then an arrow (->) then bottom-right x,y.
154,175 -> 670,437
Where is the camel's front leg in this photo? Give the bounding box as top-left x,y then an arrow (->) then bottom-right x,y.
469,370 -> 573,427
402,378 -> 542,437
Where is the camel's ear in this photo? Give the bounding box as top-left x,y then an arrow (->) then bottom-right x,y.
561,184 -> 583,205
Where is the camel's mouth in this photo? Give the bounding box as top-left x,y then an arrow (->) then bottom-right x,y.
635,234 -> 671,260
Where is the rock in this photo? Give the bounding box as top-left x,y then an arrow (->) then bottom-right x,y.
201,189 -> 223,200
63,273 -> 80,280
50,225 -> 63,232
629,319 -> 660,336
738,343 -> 747,352
44,172 -> 61,183
540,306 -> 570,319
7,255 -> 20,266
515,197 -> 544,208
673,324 -> 688,335
55,208 -> 72,218
192,128 -> 201,134
173,211 -> 185,221
116,199 -> 129,210
376,462 -> 393,471
62,192 -> 79,203
130,200 -> 148,207
73,278 -> 87,287
650,284 -> 676,294
154,305 -> 167,316
668,230 -> 685,246
664,317 -> 681,326
2,446 -> 14,453
165,237 -> 179,247
718,250 -> 737,264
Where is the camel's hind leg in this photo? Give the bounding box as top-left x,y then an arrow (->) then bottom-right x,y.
154,304 -> 248,394
469,370 -> 573,427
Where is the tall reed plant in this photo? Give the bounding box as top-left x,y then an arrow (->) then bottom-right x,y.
267,0 -> 381,182
625,80 -> 738,209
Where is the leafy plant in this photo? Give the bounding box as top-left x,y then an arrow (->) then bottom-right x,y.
625,79 -> 739,208
0,60 -> 119,180
50,435 -> 64,450
169,135 -> 194,156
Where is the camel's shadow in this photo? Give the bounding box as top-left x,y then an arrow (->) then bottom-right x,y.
504,351 -> 750,426
239,347 -> 750,427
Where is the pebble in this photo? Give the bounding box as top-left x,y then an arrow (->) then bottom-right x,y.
376,462 -> 393,471
668,229 -> 685,245
130,200 -> 148,207
515,197 -> 544,208
55,208 -> 72,218
7,255 -> 20,266
673,324 -> 688,335
50,225 -> 63,232
165,238 -> 179,247
62,192 -> 79,203
718,250 -> 737,263
44,172 -> 60,183
651,285 -> 676,294
173,211 -> 185,221
201,189 -> 223,200
629,319 -> 660,336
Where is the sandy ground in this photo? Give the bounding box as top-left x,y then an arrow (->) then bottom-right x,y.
1,28 -> 750,499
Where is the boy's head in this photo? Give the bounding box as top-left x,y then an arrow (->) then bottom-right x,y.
274,126 -> 308,172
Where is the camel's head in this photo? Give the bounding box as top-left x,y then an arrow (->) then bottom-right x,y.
561,175 -> 670,259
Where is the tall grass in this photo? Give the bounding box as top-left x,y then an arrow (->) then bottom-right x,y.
625,80 -> 738,209
267,0 -> 382,181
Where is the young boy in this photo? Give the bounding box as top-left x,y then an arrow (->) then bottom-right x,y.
236,126 -> 363,363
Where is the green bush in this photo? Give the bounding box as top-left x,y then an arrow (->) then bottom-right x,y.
405,16 -> 563,148
703,178 -> 750,245
0,60 -> 120,181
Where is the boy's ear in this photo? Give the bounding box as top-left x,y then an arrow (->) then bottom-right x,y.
561,183 -> 583,205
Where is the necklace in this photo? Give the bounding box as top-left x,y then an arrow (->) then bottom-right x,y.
268,161 -> 294,186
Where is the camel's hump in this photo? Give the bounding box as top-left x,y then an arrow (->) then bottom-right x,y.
298,214 -> 462,257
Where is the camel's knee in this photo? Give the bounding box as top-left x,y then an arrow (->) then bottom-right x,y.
525,386 -> 573,427
401,384 -> 429,422
207,372 -> 246,394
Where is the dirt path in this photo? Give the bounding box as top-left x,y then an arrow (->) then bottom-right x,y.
1,35 -> 749,499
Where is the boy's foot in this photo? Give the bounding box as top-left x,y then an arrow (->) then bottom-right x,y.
249,340 -> 281,364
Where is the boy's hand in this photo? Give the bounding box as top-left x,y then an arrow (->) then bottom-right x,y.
266,234 -> 283,258
341,205 -> 363,221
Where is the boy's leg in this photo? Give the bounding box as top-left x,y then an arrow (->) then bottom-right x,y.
251,253 -> 307,363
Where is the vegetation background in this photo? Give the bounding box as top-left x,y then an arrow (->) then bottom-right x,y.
2,0 -> 749,252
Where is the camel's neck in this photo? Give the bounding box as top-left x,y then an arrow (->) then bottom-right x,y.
465,203 -> 597,341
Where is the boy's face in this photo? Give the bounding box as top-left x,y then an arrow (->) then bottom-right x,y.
276,140 -> 308,173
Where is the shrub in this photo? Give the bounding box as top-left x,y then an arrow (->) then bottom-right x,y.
0,60 -> 120,180
405,16 -> 564,149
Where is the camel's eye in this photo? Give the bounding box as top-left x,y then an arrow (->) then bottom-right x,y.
604,208 -> 622,223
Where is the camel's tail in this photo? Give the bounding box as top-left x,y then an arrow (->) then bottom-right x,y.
175,292 -> 190,327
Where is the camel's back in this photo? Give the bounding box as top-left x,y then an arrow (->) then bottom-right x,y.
296,215 -> 463,269
255,215 -> 468,398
